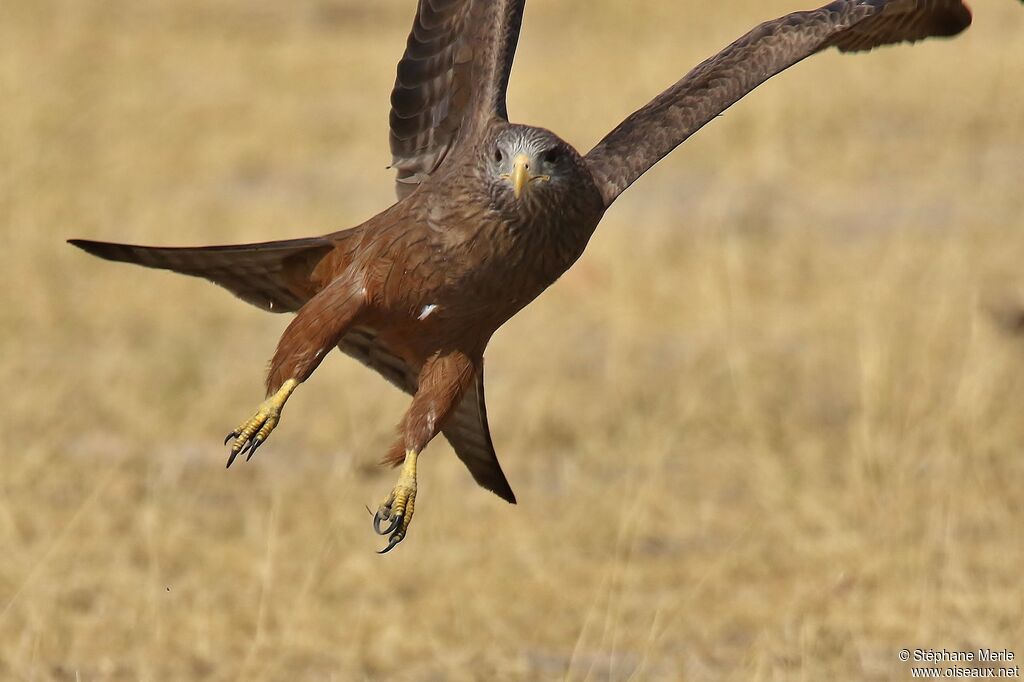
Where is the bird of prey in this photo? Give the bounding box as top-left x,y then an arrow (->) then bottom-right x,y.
70,0 -> 972,552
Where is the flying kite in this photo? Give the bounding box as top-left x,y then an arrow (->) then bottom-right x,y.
71,0 -> 972,552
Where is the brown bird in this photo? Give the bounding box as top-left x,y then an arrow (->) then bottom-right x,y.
70,0 -> 972,552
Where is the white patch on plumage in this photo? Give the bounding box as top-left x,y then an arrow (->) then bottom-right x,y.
418,304 -> 438,320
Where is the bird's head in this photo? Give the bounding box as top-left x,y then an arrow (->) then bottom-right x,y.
486,125 -> 583,212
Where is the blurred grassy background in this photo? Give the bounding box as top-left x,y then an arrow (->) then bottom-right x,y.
2,0 -> 1023,679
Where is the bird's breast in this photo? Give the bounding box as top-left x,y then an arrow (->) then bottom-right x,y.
366,180 -> 604,341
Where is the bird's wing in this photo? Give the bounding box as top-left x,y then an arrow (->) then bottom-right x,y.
337,328 -> 516,503
584,0 -> 971,207
68,237 -> 334,313
389,0 -> 527,199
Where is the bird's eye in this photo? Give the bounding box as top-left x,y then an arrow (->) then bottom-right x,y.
494,148 -> 504,163
542,148 -> 562,164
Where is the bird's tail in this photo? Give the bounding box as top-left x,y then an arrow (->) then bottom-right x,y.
68,236 -> 335,313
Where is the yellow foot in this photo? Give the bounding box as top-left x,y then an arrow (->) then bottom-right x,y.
224,379 -> 298,467
373,450 -> 418,554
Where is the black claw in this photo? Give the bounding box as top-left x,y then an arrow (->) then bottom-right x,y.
226,447 -> 241,469
373,509 -> 400,536
246,438 -> 263,461
377,534 -> 403,554
237,439 -> 256,462
385,513 -> 403,536
224,432 -> 237,446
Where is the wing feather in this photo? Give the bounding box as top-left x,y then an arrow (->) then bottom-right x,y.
584,0 -> 971,207
389,0 -> 526,199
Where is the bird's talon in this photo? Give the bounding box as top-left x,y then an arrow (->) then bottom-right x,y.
377,535 -> 403,554
246,438 -> 264,461
223,379 -> 298,468
372,450 -> 418,553
373,508 -> 399,535
372,509 -> 387,534
379,512 -> 402,537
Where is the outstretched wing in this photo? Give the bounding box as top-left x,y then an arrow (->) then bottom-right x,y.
68,237 -> 334,313
584,0 -> 971,207
389,0 -> 527,199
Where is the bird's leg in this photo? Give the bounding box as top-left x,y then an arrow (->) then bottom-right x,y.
224,277 -> 365,466
374,350 -> 477,553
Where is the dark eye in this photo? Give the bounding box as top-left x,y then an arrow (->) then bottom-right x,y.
494,148 -> 504,163
542,147 -> 562,164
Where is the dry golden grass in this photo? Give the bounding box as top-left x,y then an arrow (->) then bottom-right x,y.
2,0 -> 1023,679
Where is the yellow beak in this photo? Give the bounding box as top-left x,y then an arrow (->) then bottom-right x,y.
511,153 -> 531,199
